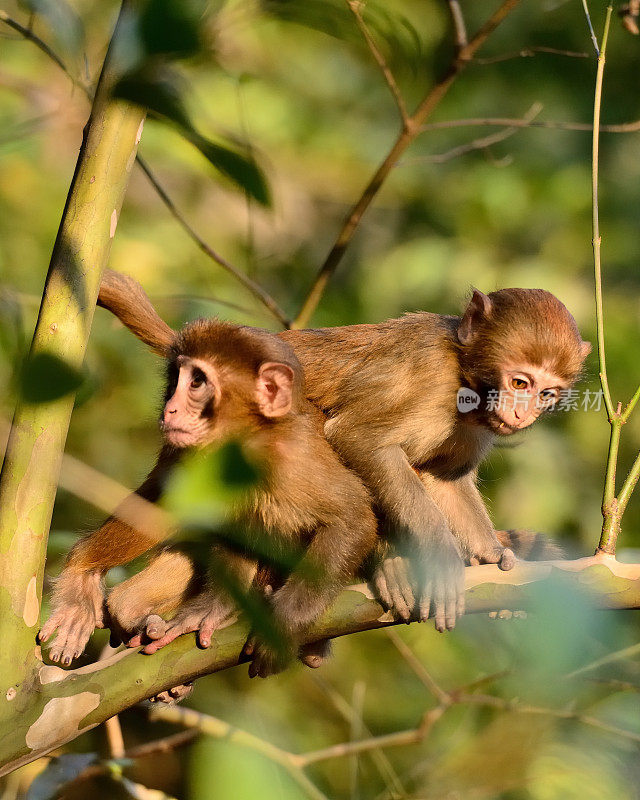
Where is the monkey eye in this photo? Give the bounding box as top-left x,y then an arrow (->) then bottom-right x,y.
539,388 -> 559,404
510,375 -> 530,391
190,369 -> 207,390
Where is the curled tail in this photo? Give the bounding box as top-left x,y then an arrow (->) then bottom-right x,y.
496,529 -> 563,561
98,269 -> 175,355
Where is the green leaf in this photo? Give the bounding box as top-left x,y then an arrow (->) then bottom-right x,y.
20,352 -> 84,403
139,0 -> 207,59
187,132 -> 271,207
26,753 -> 98,800
261,0 -> 422,72
113,67 -> 192,130
162,442 -> 261,527
113,69 -> 271,206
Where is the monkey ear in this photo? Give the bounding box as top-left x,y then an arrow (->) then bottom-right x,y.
580,341 -> 592,359
256,362 -> 294,418
458,288 -> 492,345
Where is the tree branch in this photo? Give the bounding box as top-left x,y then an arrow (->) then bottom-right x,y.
2,554 -> 639,776
292,0 -> 522,329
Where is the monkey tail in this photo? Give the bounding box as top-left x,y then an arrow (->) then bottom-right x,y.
496,529 -> 564,561
98,269 -> 175,355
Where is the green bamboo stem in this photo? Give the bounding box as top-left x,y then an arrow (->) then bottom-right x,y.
621,384 -> 640,423
591,4 -> 614,422
616,450 -> 640,518
0,0 -> 145,688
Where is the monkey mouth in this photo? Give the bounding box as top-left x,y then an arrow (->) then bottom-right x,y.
488,416 -> 518,435
162,426 -> 198,447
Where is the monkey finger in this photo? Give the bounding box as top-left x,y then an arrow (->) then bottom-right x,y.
300,639 -> 331,669
433,588 -> 447,633
127,633 -> 143,648
143,625 -> 185,654
444,592 -> 457,631
456,591 -> 466,619
243,636 -> 256,657
498,548 -> 516,571
391,557 -> 416,614
372,571 -> 393,610
382,560 -> 411,621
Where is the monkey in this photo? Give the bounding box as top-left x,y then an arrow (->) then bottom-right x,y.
39,300 -> 379,679
91,273 -> 583,635
278,288 -> 590,631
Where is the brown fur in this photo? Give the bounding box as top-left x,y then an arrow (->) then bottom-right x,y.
89,273 -> 585,635
279,288 -> 589,628
40,303 -> 378,677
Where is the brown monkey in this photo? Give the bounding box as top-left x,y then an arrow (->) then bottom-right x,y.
279,288 -> 590,630
39,301 -> 378,678
93,274 -> 581,634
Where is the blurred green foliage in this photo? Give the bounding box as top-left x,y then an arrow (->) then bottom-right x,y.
2,0 -> 640,797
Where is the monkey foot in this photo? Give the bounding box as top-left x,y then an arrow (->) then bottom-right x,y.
148,683 -> 193,704
39,608 -> 102,666
299,639 -> 331,669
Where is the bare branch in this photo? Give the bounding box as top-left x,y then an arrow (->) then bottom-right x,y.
421,116 -> 640,134
404,102 -> 542,164
136,157 -> 291,329
474,45 -> 589,64
347,0 -> 409,125
581,0 -> 601,54
292,0 -> 522,329
447,0 -> 468,51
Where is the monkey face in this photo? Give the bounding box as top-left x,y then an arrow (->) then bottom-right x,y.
487,364 -> 564,435
161,356 -> 221,448
160,354 -> 296,449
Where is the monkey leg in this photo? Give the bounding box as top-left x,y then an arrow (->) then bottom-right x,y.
142,550 -> 257,654
107,548 -> 202,646
247,518 -> 375,678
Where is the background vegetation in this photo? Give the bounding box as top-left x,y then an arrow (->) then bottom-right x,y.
1,0 -> 640,797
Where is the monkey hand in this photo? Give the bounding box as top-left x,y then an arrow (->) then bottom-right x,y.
142,595 -> 237,654
373,536 -> 465,632
38,571 -> 105,666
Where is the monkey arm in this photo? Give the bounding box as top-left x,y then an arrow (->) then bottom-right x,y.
326,437 -> 466,632
419,472 -> 515,569
39,446 -> 179,665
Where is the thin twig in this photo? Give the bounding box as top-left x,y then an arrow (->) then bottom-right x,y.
347,1 -> 409,125
291,0 -> 521,328
460,692 -> 640,743
421,115 -> 640,133
566,641 -> 640,677
310,674 -> 407,797
384,628 -> 450,705
404,102 -> 542,164
125,728 -> 199,759
590,5 -> 615,422
582,0 -> 601,54
100,645 -> 126,760
1,9 -> 290,329
149,706 -> 329,800
474,45 -> 590,64
0,11 -> 83,88
447,0 -> 468,51
134,158 -> 291,328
